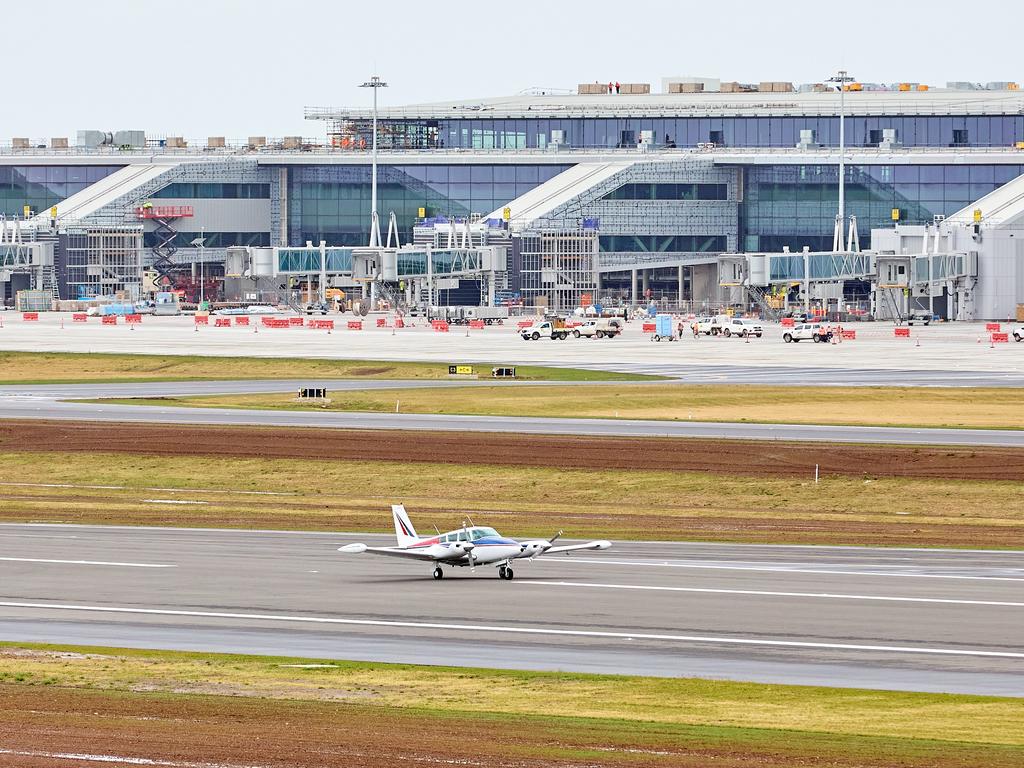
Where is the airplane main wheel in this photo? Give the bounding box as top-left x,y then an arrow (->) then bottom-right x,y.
499,566 -> 514,580
432,567 -> 443,580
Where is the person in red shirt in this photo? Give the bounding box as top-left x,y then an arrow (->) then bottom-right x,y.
615,81 -> 621,94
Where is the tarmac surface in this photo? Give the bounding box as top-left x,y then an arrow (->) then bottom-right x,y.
1,381 -> 1023,447
1,524 -> 1022,696
1,312 -> 1023,385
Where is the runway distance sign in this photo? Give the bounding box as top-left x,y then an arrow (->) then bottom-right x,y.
449,365 -> 474,376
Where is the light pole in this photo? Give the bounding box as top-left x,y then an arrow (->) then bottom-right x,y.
827,70 -> 855,228
359,75 -> 388,247
190,231 -> 206,306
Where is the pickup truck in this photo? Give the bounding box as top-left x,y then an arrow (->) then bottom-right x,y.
577,318 -> 622,339
718,317 -> 764,338
520,318 -> 575,340
782,322 -> 833,343
1013,326 -> 1023,342
691,316 -> 716,336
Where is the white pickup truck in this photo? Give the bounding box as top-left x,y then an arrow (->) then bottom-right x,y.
1013,326 -> 1023,342
577,318 -> 622,339
717,317 -> 764,338
520,319 -> 575,340
782,322 -> 834,343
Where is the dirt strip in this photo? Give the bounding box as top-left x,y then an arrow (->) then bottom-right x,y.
0,685 -> 1016,768
1,420 -> 1022,481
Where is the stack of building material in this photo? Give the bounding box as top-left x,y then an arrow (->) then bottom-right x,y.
11,138 -> 30,148
248,136 -> 267,148
207,136 -> 226,148
669,82 -> 704,93
165,136 -> 187,148
578,83 -> 607,95
282,136 -> 303,149
50,138 -> 68,149
758,81 -> 795,93
720,82 -> 757,93
619,83 -> 651,94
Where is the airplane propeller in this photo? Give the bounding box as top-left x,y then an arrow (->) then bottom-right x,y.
463,520 -> 476,573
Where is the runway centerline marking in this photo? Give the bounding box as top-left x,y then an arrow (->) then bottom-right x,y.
0,558 -> 174,568
542,558 -> 1024,582
0,600 -> 1021,659
518,580 -> 1024,607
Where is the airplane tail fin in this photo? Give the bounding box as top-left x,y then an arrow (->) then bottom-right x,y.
392,504 -> 420,548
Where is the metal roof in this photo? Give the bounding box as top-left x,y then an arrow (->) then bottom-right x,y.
947,173 -> 1024,228
307,89 -> 1024,121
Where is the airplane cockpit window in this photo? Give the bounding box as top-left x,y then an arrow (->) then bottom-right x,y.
457,531 -> 469,541
472,527 -> 499,540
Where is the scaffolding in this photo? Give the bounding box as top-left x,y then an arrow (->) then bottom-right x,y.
516,228 -> 598,312
63,225 -> 143,299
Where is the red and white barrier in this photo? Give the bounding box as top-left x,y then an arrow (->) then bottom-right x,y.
214,318 -> 231,327
22,312 -> 39,321
72,313 -> 88,323
102,315 -> 117,325
469,319 -> 485,329
986,323 -> 1001,332
288,317 -> 304,327
234,316 -> 249,326
347,320 -> 363,330
194,315 -> 209,326
991,332 -> 1009,343
125,314 -> 142,325
894,327 -> 910,338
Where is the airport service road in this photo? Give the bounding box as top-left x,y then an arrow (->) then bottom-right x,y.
1,390 -> 1023,447
1,312 -> 1023,385
0,524 -> 1022,696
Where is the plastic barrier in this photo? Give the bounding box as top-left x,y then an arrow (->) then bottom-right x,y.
517,320 -> 533,329
986,323 -> 1001,332
841,330 -> 857,340
214,318 -> 232,327
469,320 -> 485,329
376,317 -> 387,327
432,321 -> 449,332
22,312 -> 39,321
991,332 -> 1009,343
310,319 -> 334,330
194,315 -> 209,325
262,318 -> 289,328
781,317 -> 795,327
347,321 -> 363,330
642,322 -> 656,333
124,314 -> 142,324
72,313 -> 88,323
395,317 -> 404,329
894,327 -> 910,337
288,317 -> 304,326
101,315 -> 117,325
234,316 -> 249,326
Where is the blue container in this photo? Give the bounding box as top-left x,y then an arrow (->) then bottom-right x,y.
655,314 -> 674,338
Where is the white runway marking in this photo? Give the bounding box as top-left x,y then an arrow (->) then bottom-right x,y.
1,600 -> 1021,659
0,748 -> 265,767
0,558 -> 174,568
545,558 -> 1024,582
518,580 -> 1024,607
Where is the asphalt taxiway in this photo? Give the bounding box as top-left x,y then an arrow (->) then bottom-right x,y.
1,524 -> 1022,696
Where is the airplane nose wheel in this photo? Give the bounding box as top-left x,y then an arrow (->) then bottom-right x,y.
498,566 -> 514,581
432,567 -> 444,580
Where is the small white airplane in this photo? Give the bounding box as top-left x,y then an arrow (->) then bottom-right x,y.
339,505 -> 612,580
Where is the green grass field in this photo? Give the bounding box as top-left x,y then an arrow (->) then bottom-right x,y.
94,383 -> 1024,430
0,351 -> 654,383
1,451 -> 1021,547
2,643 -> 1022,767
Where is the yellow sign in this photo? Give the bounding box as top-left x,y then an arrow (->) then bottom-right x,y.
50,206 -> 58,219
455,365 -> 473,376
891,208 -> 900,221
23,205 -> 31,219
973,208 -> 983,223
418,207 -> 426,218
502,207 -> 511,221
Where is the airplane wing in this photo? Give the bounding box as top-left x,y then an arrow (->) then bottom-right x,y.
540,540 -> 612,556
338,543 -> 469,563
338,543 -> 442,561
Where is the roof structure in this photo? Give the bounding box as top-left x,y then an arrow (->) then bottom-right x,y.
31,163 -> 178,224
947,173 -> 1024,228
308,89 -> 1024,122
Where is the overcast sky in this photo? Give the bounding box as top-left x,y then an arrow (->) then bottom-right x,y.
6,0 -> 1019,141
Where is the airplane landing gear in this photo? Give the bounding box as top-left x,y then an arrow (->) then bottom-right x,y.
498,565 -> 514,580
432,566 -> 444,580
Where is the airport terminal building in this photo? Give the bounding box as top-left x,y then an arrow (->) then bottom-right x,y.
3,76 -> 1024,319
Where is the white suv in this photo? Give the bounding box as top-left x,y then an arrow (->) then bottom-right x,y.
692,316 -> 716,335
1013,326 -> 1023,342
719,318 -> 763,338
783,323 -> 834,343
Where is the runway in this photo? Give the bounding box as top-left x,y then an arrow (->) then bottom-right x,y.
1,381 -> 1023,447
1,524 -> 1022,696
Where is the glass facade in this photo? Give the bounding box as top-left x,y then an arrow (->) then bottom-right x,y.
277,248 -> 354,273
0,165 -> 122,216
602,182 -> 728,201
599,235 -> 727,252
287,164 -> 571,246
740,164 -> 1024,252
143,231 -> 270,248
152,182 -> 270,199
373,116 -> 1024,150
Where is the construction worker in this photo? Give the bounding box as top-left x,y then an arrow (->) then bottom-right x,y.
615,81 -> 621,94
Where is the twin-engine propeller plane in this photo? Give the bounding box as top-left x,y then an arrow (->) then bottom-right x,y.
339,505 -> 612,580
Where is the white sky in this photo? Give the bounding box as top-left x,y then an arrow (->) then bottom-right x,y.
5,0 -> 1019,141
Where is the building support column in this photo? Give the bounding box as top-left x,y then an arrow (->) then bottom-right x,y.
641,269 -> 650,300
630,269 -> 638,305
677,265 -> 685,309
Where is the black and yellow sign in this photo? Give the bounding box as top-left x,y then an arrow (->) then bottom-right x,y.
449,365 -> 474,375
